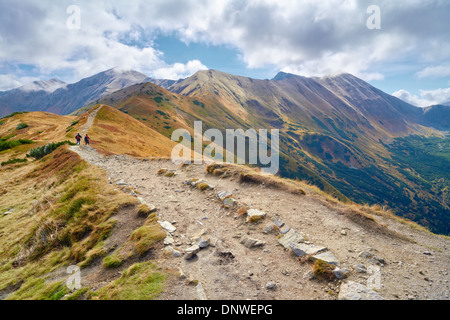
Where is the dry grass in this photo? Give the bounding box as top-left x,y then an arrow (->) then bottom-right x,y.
0,111 -> 78,143
0,143 -> 167,299
130,213 -> 166,256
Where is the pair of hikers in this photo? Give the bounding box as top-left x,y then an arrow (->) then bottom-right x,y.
75,133 -> 90,146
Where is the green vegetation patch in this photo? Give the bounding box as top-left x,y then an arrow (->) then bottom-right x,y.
1,158 -> 28,166
91,262 -> 167,300
153,96 -> 163,104
0,139 -> 33,152
16,123 -> 29,130
103,254 -> 124,269
1,111 -> 29,119
27,140 -> 75,159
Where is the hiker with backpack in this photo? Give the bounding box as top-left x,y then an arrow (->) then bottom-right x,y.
84,134 -> 90,145
75,133 -> 82,145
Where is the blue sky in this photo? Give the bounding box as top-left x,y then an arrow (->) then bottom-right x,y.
1,0 -> 450,107
154,36 -> 279,80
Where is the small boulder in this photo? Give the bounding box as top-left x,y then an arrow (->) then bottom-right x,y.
191,179 -> 204,187
240,236 -> 265,249
278,229 -> 305,249
334,268 -> 350,279
290,243 -> 327,257
246,209 -> 266,223
116,179 -> 127,186
355,264 -> 367,273
217,191 -> 232,201
184,244 -> 201,260
279,225 -> 291,235
158,221 -> 177,233
164,246 -> 182,257
266,282 -> 277,290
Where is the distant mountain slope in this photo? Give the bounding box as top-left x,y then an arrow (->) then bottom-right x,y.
421,105 -> 450,131
0,79 -> 67,117
170,70 -> 449,134
0,69 -> 177,117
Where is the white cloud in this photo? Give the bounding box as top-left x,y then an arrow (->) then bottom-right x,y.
392,90 -> 431,107
152,60 -> 208,80
0,74 -> 42,91
0,0 -> 208,89
0,0 -> 450,89
393,87 -> 450,107
416,65 -> 450,79
0,74 -> 23,91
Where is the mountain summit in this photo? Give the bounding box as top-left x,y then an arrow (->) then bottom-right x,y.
19,79 -> 67,93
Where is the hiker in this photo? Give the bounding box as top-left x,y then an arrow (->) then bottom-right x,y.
75,133 -> 82,145
84,134 -> 90,146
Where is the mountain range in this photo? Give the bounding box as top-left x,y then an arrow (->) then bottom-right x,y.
0,68 -> 180,117
1,68 -> 449,234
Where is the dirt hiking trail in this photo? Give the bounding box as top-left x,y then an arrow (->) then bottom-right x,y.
68,108 -> 450,300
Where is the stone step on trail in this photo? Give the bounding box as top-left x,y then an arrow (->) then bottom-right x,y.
246,208 -> 266,223
290,243 -> 327,257
310,251 -> 340,266
278,228 -> 306,249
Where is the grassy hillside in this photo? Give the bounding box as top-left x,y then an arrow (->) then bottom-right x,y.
87,105 -> 176,158
0,111 -> 175,300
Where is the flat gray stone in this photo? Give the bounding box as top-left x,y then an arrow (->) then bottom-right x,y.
334,268 -> 350,279
116,179 -> 127,186
338,281 -> 384,300
311,251 -> 340,266
158,221 -> 177,233
164,234 -> 175,246
278,229 -> 305,249
290,243 -> 327,257
196,282 -> 207,300
184,244 -> 200,260
355,264 -> 367,273
263,224 -> 276,234
196,236 -> 211,249
279,224 -> 291,234
240,236 -> 265,249
273,219 -> 285,228
164,246 -> 182,257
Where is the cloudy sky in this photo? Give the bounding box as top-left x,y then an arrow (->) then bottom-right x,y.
1,0 -> 449,107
